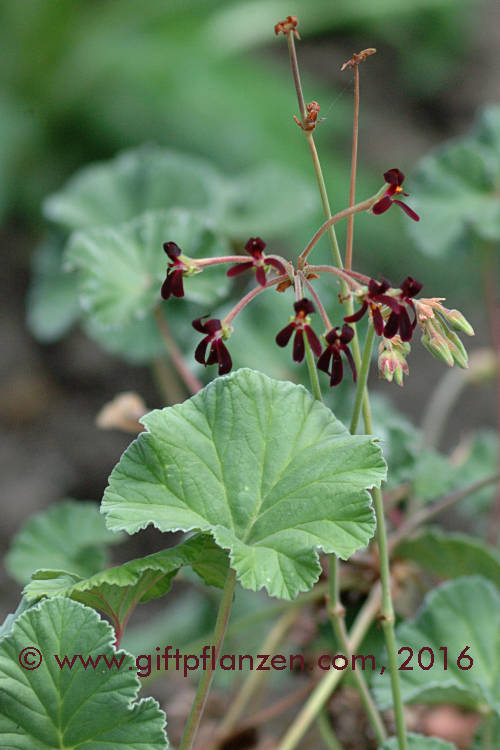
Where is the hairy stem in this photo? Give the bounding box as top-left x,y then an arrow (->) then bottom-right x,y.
154,306 -> 202,395
345,64 -> 359,271
328,557 -> 387,745
179,568 -> 237,750
213,608 -> 297,745
350,325 -> 375,434
276,583 -> 382,750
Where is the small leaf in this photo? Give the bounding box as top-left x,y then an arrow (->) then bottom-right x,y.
27,236 -> 81,342
65,208 -> 231,329
0,598 -> 167,749
24,535 -> 228,636
5,500 -> 123,585
409,105 -> 500,256
373,577 -> 500,715
102,368 -> 386,599
0,599 -> 33,641
220,163 -> 317,238
380,734 -> 455,750
44,145 -> 227,231
394,529 -> 500,589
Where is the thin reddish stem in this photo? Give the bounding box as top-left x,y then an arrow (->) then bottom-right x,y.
306,264 -> 364,290
286,31 -> 306,121
154,307 -> 203,395
299,197 -> 375,264
346,65 -> 359,271
222,274 -> 288,327
195,256 -> 257,268
301,275 -> 332,330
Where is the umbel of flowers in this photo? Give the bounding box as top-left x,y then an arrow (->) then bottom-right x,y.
159,169 -> 473,387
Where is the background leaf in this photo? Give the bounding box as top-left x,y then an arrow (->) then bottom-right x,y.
380,734 -> 455,750
373,577 -> 500,716
394,529 -> 500,589
102,368 -> 386,599
0,597 -> 168,749
5,500 -> 123,585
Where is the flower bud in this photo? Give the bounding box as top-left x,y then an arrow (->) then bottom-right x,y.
421,330 -> 454,367
439,308 -> 474,336
444,330 -> 469,369
378,337 -> 410,386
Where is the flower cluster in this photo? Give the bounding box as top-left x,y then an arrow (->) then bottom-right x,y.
345,275 -> 422,342
415,298 -> 474,368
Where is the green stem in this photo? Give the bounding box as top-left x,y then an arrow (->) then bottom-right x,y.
276,583 -> 382,750
305,338 -> 323,402
316,708 -> 344,750
213,608 -> 297,745
350,325 -> 375,434
328,557 -> 387,745
179,568 -> 237,750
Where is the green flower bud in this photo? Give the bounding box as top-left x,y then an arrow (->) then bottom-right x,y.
421,331 -> 454,367
438,308 -> 474,336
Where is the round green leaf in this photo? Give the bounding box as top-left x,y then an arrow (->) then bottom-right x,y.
102,369 -> 386,600
43,145 -> 227,231
0,598 -> 167,749
65,209 -> 231,329
409,105 -> 500,256
5,500 -> 123,585
373,577 -> 500,715
27,237 -> 81,342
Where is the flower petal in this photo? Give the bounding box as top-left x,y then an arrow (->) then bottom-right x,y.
215,340 -> 232,375
266,257 -> 287,275
194,337 -> 210,365
330,350 -> 343,386
170,269 -> 185,298
383,311 -> 400,339
317,348 -> 333,374
383,168 -> 404,186
161,274 -> 173,301
398,308 -> 413,342
275,322 -> 296,348
371,305 -> 385,336
163,241 -> 182,260
372,196 -> 392,215
343,346 -> 357,383
255,266 -> 267,287
293,330 -> 305,362
226,261 -> 254,277
294,298 -> 315,316
392,199 -> 420,222
305,325 -> 322,357
344,301 -> 368,324
192,316 -> 209,333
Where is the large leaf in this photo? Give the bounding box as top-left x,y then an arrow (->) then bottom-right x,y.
44,146 -> 228,232
102,368 -> 386,599
0,598 -> 167,749
380,735 -> 455,750
394,529 -> 500,589
5,500 -> 123,585
373,577 -> 500,715
23,534 -> 228,638
27,236 -> 81,342
409,106 -> 500,256
219,163 -> 317,238
65,209 -> 231,329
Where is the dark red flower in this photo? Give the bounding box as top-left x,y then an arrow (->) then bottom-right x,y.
345,275 -> 423,343
383,276 -> 423,341
161,242 -> 189,300
372,169 -> 419,222
227,237 -> 286,287
317,325 -> 357,386
275,298 -> 322,363
192,317 -> 232,375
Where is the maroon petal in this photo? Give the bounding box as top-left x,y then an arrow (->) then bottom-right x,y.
227,261 -> 254,277
294,298 -> 315,316
163,241 -> 182,261
255,265 -> 267,287
371,305 -> 385,336
266,257 -> 287,275
400,276 -> 423,299
372,196 -> 392,215
317,348 -> 333,374
194,337 -> 210,365
344,301 -> 368,324
330,351 -> 343,386
340,324 -> 355,344
161,274 -> 174,300
369,278 -> 391,296
275,322 -> 296,348
215,340 -> 232,375
392,199 -> 420,222
376,294 -> 401,314
398,308 -> 413,342
192,316 -> 210,333
343,347 -> 357,383
305,325 -> 322,357
383,311 -> 400,339
170,269 -> 184,298
325,328 -> 341,346
293,330 -> 305,362
384,168 -> 404,186
245,237 -> 266,257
